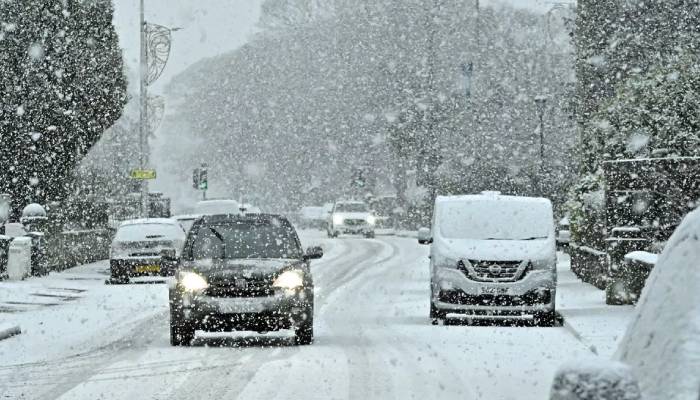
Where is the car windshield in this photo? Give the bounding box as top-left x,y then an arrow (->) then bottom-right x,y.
336,203 -> 368,213
189,221 -> 302,260
439,200 -> 552,240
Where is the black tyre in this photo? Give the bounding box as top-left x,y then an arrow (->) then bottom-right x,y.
534,310 -> 556,327
430,302 -> 445,325
294,308 -> 314,345
170,308 -> 195,346
109,260 -> 130,284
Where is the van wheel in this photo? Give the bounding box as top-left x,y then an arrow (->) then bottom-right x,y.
534,311 -> 556,327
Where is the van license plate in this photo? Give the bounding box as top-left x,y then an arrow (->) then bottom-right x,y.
480,286 -> 509,295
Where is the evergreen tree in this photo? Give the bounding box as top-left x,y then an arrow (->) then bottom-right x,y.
0,0 -> 127,214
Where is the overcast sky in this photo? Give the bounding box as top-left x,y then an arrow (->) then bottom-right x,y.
113,0 -> 263,93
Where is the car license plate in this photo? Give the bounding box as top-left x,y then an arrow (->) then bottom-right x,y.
479,286 -> 509,295
135,265 -> 160,273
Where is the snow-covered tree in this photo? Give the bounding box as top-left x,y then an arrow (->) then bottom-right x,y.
596,57 -> 700,161
0,0 -> 127,214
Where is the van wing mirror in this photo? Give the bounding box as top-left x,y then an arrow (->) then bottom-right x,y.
417,227 -> 432,245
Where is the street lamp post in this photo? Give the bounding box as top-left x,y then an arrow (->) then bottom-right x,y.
534,95 -> 547,167
138,0 -> 180,217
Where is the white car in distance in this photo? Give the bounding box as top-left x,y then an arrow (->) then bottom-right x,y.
327,200 -> 376,238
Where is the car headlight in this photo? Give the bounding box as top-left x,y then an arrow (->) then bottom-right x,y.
366,215 -> 376,225
333,215 -> 344,225
179,272 -> 209,292
273,270 -> 304,289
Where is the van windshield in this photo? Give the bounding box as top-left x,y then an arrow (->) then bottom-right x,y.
438,199 -> 552,240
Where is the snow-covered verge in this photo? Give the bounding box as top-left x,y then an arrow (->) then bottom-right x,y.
556,253 -> 634,357
615,209 -> 700,400
0,261 -> 168,366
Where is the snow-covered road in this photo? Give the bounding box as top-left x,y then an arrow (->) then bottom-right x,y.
1,231 -> 615,400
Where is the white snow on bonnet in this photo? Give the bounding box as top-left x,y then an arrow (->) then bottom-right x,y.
615,208 -> 700,400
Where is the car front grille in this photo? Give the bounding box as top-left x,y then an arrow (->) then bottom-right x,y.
462,260 -> 525,282
343,219 -> 366,226
205,279 -> 275,298
439,288 -> 552,306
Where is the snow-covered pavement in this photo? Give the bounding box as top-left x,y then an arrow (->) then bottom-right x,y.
0,231 -> 633,400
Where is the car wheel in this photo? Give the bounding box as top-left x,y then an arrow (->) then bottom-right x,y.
109,260 -> 131,284
170,307 -> 195,346
430,302 -> 446,325
364,231 -> 375,238
534,310 -> 556,327
294,307 -> 314,345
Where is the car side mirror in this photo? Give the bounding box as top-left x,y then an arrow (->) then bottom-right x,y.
304,246 -> 323,260
549,360 -> 642,400
418,227 -> 432,245
160,248 -> 178,262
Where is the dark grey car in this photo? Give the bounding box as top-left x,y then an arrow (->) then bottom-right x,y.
168,214 -> 322,346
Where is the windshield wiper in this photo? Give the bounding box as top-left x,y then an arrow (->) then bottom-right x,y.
207,227 -> 227,259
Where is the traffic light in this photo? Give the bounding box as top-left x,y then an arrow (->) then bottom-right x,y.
199,168 -> 208,190
192,168 -> 201,189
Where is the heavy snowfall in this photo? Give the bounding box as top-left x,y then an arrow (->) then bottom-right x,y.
0,1 -> 698,400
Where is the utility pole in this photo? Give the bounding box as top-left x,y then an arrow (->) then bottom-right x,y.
138,0 -> 148,218
535,95 -> 547,166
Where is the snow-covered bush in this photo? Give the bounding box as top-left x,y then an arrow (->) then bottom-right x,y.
587,57 -> 700,162
550,359 -> 642,400
564,172 -> 605,249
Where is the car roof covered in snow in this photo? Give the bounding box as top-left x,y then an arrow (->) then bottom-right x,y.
335,200 -> 366,205
119,218 -> 178,227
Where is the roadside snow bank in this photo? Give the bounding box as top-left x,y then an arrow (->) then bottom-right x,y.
616,208 -> 700,400
550,358 -> 641,400
0,323 -> 21,341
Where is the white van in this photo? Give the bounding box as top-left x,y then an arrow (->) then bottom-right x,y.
419,193 -> 557,325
